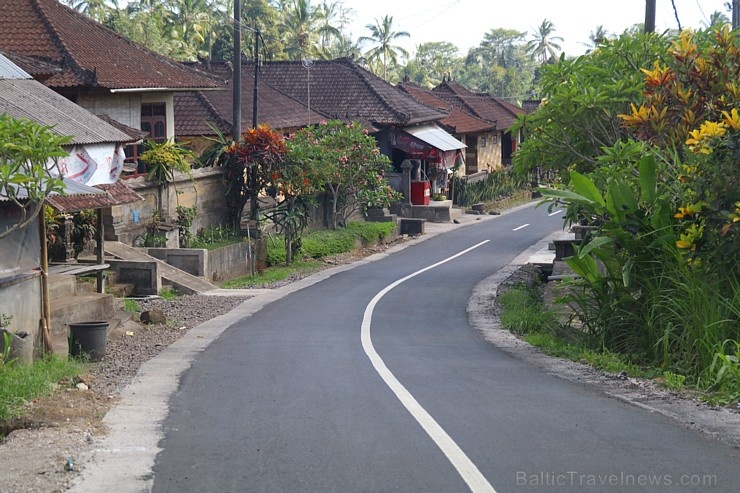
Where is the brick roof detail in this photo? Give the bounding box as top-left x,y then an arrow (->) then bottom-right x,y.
0,0 -> 221,91
256,58 -> 447,127
432,81 -> 525,130
397,82 -> 495,135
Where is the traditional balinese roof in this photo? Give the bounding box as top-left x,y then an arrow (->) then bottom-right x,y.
0,0 -> 221,91
432,81 -> 525,130
397,82 -> 496,135
0,54 -> 134,145
174,63 -> 328,136
255,58 -> 447,128
45,180 -> 144,212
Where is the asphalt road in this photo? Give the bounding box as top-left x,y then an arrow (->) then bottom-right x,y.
77,203 -> 740,492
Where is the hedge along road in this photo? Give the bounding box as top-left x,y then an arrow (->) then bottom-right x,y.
72,203 -> 740,492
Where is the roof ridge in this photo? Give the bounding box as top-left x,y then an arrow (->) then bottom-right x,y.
196,90 -> 232,130
25,0 -> 220,90
337,59 -> 411,124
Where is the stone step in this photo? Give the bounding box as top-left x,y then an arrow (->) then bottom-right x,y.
50,292 -> 114,338
108,282 -> 136,298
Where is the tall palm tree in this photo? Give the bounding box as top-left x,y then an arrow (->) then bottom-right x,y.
358,15 -> 409,81
279,0 -> 325,60
525,19 -> 563,64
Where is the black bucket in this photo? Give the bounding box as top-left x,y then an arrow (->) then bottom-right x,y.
69,321 -> 109,362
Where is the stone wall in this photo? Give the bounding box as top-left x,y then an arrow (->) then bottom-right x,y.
106,167 -> 229,246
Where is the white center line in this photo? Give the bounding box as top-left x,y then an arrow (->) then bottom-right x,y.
361,241 -> 497,493
548,210 -> 564,217
512,224 -> 529,231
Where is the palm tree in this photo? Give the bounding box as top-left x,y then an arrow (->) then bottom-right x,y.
279,0 -> 326,60
65,0 -> 114,22
704,10 -> 730,28
526,19 -> 563,64
358,15 -> 410,81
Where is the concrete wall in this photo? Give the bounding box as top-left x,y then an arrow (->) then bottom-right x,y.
0,272 -> 42,345
147,240 -> 267,283
466,131 -> 503,173
77,92 -> 176,140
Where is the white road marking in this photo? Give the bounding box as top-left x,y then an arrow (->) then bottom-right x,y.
512,224 -> 529,231
361,241 -> 497,493
548,210 -> 564,217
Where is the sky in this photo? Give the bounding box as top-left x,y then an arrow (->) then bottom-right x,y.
343,0 -> 731,57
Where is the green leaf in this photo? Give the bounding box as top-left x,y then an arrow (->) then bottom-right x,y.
569,171 -> 606,207
578,235 -> 613,258
539,187 -> 595,205
638,154 -> 656,205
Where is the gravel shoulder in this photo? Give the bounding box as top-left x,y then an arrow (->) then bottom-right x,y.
1,225 -> 738,492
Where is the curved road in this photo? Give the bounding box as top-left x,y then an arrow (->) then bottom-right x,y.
76,203 -> 740,492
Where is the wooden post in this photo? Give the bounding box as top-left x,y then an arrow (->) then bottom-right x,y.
96,208 -> 105,294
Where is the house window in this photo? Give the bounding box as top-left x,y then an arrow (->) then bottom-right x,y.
141,103 -> 167,143
124,103 -> 167,177
491,134 -> 498,145
480,137 -> 486,148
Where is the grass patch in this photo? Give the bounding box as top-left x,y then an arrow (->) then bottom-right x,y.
159,287 -> 182,300
499,284 -> 658,380
190,226 -> 243,251
224,221 -> 396,288
498,283 -> 559,335
221,260 -> 324,288
0,356 -> 83,422
123,298 -> 140,313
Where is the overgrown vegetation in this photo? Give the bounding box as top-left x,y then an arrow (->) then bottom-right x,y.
222,221 -> 396,288
0,356 -> 83,423
513,28 -> 739,405
451,169 -> 524,207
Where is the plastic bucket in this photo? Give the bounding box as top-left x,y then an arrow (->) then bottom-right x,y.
69,321 -> 109,362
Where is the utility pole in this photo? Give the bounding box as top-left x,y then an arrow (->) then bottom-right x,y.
644,0 -> 656,33
734,0 -> 740,30
252,29 -> 259,128
232,0 -> 241,141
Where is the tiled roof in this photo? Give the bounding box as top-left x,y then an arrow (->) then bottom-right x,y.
522,99 -> 542,114
0,78 -> 135,145
256,58 -> 447,127
174,63 -> 328,136
432,81 -> 525,130
95,114 -> 148,141
0,0 -> 221,91
46,181 -> 144,213
397,82 -> 495,135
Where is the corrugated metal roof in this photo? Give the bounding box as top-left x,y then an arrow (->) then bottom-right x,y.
403,125 -> 466,151
0,78 -> 134,144
0,52 -> 30,79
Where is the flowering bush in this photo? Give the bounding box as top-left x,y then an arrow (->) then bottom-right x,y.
286,120 -> 397,229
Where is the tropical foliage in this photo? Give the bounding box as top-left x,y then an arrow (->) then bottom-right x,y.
527,27 -> 739,402
0,114 -> 70,239
286,120 -> 400,231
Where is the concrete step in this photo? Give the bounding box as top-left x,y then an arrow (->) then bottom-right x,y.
50,292 -> 114,338
105,241 -> 216,294
49,309 -> 133,358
